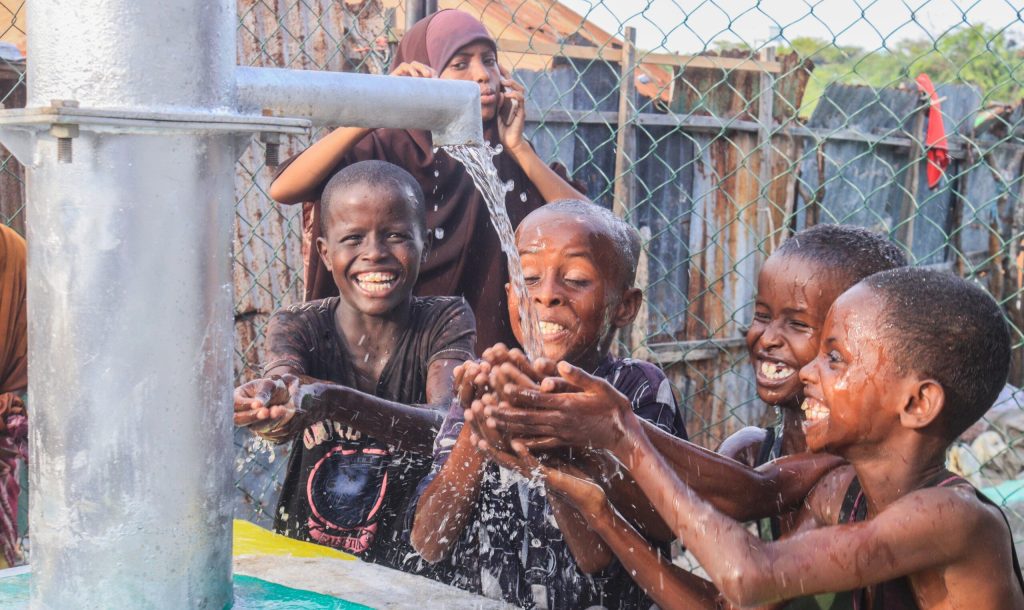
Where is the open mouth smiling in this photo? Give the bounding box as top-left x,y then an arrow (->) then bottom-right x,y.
755,356 -> 797,384
801,396 -> 830,433
538,320 -> 569,337
353,271 -> 398,295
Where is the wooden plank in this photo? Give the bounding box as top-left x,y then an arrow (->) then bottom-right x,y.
496,38 -> 782,73
897,94 -> 927,250
756,47 -> 777,249
526,105 -> 977,158
612,26 -> 637,220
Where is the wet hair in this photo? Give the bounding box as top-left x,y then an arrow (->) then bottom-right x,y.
775,224 -> 908,289
319,160 -> 427,237
526,199 -> 642,289
863,267 -> 1011,439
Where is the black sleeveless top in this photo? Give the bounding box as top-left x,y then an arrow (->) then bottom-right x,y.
839,470 -> 1024,609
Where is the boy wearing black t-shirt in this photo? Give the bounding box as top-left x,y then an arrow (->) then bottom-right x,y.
233,160 -> 476,580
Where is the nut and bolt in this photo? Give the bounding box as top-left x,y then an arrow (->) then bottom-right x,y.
260,132 -> 281,167
50,100 -> 80,164
50,123 -> 79,164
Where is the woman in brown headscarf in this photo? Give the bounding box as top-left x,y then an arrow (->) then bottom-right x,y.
269,9 -> 585,353
0,223 -> 26,569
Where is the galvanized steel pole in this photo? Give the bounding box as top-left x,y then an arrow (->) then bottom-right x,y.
0,1 -> 483,608
21,1 -> 241,608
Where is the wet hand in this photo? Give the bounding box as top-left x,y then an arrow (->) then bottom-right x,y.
390,61 -> 436,79
487,361 -> 639,452
453,360 -> 492,409
233,375 -> 302,437
481,344 -> 557,394
466,392 -> 510,454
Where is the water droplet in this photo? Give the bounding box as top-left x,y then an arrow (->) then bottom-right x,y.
519,192 -> 528,202
435,227 -> 445,240
434,205 -> 438,211
434,170 -> 440,178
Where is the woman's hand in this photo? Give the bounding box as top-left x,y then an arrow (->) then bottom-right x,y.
496,66 -> 527,154
390,61 -> 436,79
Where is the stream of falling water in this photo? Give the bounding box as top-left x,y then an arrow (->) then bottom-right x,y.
443,142 -> 543,360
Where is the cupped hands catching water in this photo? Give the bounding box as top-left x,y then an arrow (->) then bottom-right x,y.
479,356 -> 643,455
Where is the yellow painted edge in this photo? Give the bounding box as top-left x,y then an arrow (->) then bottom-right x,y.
233,519 -> 357,561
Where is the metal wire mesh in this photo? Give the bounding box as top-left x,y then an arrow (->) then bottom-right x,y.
0,0 -> 1022,560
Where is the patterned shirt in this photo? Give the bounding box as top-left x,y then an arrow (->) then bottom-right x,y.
262,296 -> 475,581
419,355 -> 687,609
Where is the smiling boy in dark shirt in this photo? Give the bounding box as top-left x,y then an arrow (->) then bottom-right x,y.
233,160 -> 475,580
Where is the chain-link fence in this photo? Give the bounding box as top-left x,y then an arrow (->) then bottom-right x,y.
1,0 -> 1023,560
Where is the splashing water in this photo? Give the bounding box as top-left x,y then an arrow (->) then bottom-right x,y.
443,142 -> 542,359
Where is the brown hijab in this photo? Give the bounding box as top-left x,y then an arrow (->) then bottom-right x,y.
0,224 -> 26,451
0,225 -> 25,398
290,9 -> 580,353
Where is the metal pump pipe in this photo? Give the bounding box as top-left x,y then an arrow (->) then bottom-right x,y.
235,66 -> 484,147
0,1 -> 486,609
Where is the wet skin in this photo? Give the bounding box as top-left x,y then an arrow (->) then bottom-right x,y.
484,247 -> 844,520
411,208 -> 639,571
720,254 -> 850,466
233,184 -> 462,455
553,285 -> 1024,609
506,207 -> 640,372
747,255 -> 846,410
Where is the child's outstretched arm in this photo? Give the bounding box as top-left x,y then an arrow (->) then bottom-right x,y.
489,366 -> 841,521
234,357 -> 458,454
516,448 -> 740,610
410,361 -> 492,563
268,61 -> 435,204
546,364 -> 1021,607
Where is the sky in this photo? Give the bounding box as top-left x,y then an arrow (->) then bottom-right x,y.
557,0 -> 1024,53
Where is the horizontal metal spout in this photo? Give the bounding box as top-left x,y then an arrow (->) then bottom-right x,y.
235,66 -> 484,147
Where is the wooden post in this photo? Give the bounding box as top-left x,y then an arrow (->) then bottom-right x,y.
612,26 -> 637,221
898,93 -> 927,254
756,46 -> 777,251
612,26 -> 639,356
630,226 -> 652,361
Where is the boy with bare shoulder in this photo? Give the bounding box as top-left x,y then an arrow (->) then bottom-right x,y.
527,268 -> 1024,609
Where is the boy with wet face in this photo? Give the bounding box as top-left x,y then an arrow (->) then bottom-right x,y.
525,268 -> 1024,609
485,225 -> 906,522
410,200 -> 686,610
233,160 -> 477,580
477,225 -> 907,607
723,226 -> 908,489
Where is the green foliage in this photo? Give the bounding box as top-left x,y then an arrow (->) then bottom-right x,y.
778,26 -> 1024,117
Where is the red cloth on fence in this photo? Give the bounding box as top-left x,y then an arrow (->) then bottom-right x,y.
915,73 -> 949,189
